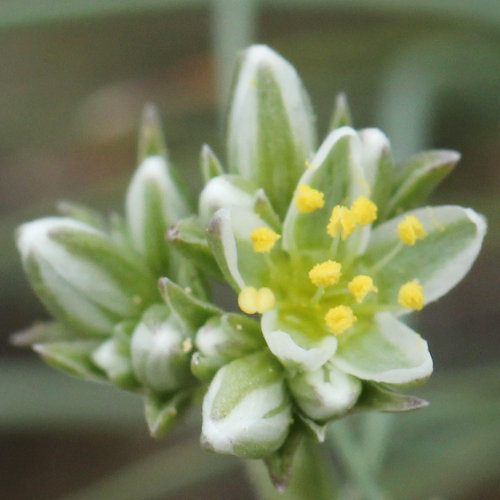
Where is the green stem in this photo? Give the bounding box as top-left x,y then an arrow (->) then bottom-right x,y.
246,438 -> 338,500
329,420 -> 387,500
329,420 -> 386,500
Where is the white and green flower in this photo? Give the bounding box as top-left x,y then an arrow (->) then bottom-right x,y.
198,45 -> 486,459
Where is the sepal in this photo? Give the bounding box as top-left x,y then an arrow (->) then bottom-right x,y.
351,382 -> 429,413
144,390 -> 193,438
329,92 -> 352,130
386,150 -> 459,217
158,277 -> 221,331
200,144 -> 224,184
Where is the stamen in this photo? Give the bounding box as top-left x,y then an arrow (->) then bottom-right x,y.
325,305 -> 357,336
309,260 -> 342,287
238,286 -> 275,314
398,215 -> 427,246
295,184 -> 325,213
398,280 -> 424,310
250,227 -> 281,253
348,275 -> 378,303
351,196 -> 378,225
327,205 -> 356,240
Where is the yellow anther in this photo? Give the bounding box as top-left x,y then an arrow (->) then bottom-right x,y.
351,196 -> 378,225
250,227 -> 281,253
398,280 -> 425,310
238,287 -> 275,315
309,260 -> 342,287
348,275 -> 378,303
327,205 -> 357,240
295,184 -> 325,213
397,215 -> 427,246
325,305 -> 357,336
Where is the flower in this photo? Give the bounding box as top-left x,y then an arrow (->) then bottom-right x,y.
200,45 -> 486,459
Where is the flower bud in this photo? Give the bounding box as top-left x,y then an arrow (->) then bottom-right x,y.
16,217 -> 157,336
289,363 -> 361,421
227,45 -> 316,217
196,313 -> 263,367
130,305 -> 193,393
198,175 -> 256,225
201,351 -> 291,458
125,155 -> 190,275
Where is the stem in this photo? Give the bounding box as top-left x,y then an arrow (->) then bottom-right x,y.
329,419 -> 387,500
246,438 -> 338,500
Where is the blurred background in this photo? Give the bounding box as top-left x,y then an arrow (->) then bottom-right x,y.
1,1 -> 499,499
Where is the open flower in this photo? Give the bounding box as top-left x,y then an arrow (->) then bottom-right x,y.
199,46 -> 486,459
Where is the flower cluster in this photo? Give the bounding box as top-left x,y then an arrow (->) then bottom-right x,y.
15,45 -> 485,487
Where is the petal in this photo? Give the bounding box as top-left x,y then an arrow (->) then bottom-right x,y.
289,364 -> 362,420
282,127 -> 366,254
364,206 -> 487,308
207,207 -> 272,290
332,313 -> 433,385
261,309 -> 337,372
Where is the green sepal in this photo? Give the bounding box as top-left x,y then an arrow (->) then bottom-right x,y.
200,143 -> 224,184
263,419 -> 304,492
56,200 -> 107,231
167,216 -> 223,279
253,189 -> 282,231
10,321 -> 80,347
190,352 -> 220,382
329,92 -> 352,130
33,340 -> 105,381
386,150 -> 459,217
144,390 -> 193,438
137,103 -> 167,163
158,277 -> 221,331
295,412 -> 327,442
351,382 -> 429,413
